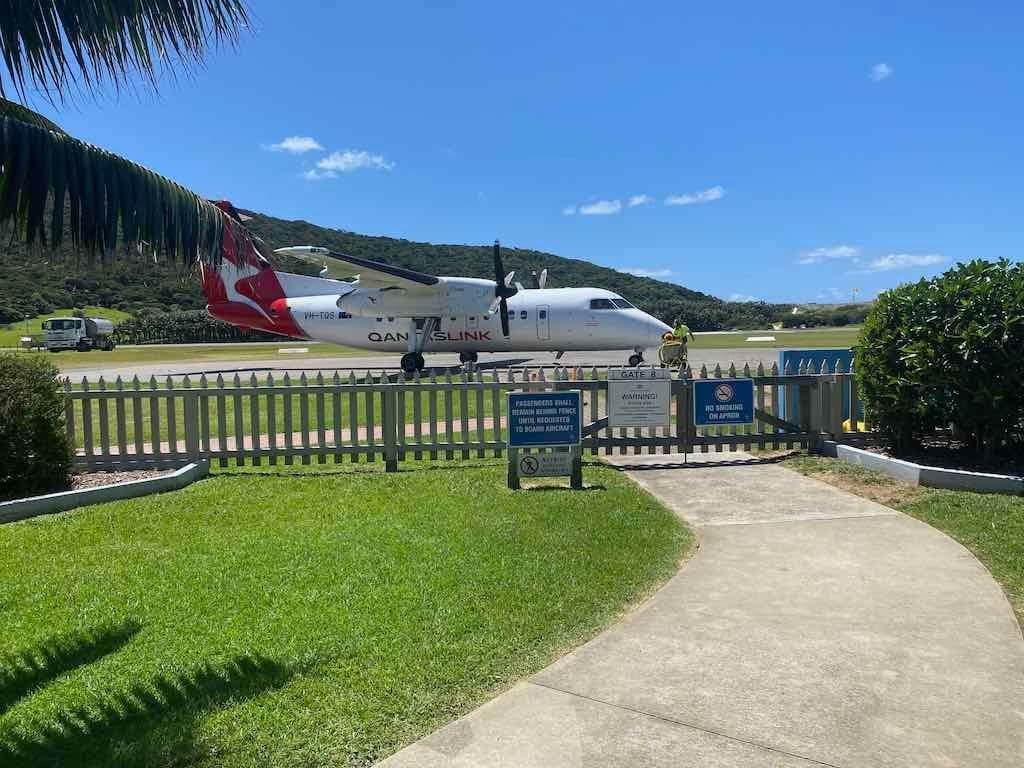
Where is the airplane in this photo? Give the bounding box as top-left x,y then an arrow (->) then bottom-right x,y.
199,219 -> 672,373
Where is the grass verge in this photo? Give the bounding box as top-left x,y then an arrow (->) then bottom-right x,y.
785,455 -> 1024,626
690,326 -> 860,349
44,342 -> 366,369
0,460 -> 689,767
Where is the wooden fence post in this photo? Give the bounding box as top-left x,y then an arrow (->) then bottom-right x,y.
382,386 -> 399,472
183,375 -> 200,458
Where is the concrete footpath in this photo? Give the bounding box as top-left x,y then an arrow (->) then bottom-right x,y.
378,452 -> 1024,767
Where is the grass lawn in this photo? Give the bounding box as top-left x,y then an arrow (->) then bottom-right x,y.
0,460 -> 689,767
46,342 -> 366,370
785,456 -> 1024,625
691,326 -> 860,349
0,307 -> 132,348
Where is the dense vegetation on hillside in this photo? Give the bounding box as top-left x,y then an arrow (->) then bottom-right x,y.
1,210 -> 793,330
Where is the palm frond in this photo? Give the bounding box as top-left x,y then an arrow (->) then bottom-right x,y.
0,105 -> 235,265
0,0 -> 251,103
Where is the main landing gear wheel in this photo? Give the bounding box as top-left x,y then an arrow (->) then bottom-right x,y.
459,351 -> 478,364
628,353 -> 643,367
400,352 -> 425,374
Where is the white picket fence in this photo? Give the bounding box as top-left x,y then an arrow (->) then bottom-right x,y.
64,359 -> 864,470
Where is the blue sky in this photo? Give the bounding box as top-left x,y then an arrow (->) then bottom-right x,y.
33,1 -> 1024,303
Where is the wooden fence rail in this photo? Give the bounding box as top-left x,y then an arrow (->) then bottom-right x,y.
64,361 -> 866,470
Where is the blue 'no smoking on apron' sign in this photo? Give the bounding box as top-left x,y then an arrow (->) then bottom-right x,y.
693,379 -> 754,427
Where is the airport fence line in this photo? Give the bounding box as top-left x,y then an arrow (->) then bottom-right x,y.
63,359 -> 866,471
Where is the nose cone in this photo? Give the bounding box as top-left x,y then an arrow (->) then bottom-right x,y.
649,316 -> 673,345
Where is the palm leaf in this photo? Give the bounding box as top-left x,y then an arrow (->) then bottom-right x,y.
0,1 -> 250,103
0,104 -> 243,266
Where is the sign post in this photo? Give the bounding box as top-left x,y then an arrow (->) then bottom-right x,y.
607,367 -> 671,427
507,390 -> 582,489
692,378 -> 755,428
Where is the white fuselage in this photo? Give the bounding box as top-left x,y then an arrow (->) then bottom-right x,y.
284,284 -> 671,354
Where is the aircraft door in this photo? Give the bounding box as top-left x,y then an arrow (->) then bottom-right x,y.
536,305 -> 550,341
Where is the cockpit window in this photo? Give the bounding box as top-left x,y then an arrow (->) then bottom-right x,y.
611,299 -> 634,309
589,298 -> 615,310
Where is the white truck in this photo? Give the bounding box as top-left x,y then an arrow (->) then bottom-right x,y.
41,316 -> 117,351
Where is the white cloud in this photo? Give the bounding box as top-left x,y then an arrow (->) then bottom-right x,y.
860,253 -> 947,272
623,267 -> 672,278
627,194 -> 654,208
797,245 -> 860,265
316,149 -> 394,173
561,205 -> 577,216
728,293 -> 761,302
664,185 -> 725,206
302,168 -> 337,181
870,63 -> 893,82
579,199 -> 622,216
266,136 -> 323,154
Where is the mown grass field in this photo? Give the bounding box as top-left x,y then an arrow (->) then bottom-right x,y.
785,456 -> 1024,625
690,326 -> 860,349
0,461 -> 689,767
41,342 -> 366,369
0,307 -> 132,348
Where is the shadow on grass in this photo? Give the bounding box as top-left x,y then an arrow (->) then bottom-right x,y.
0,654 -> 297,768
218,459 -> 503,477
524,484 -> 607,492
0,621 -> 142,715
605,451 -> 801,471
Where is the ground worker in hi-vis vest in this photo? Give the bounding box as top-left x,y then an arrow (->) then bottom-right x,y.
658,317 -> 695,367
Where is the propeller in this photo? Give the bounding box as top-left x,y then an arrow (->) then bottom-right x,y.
530,268 -> 548,289
491,239 -> 518,337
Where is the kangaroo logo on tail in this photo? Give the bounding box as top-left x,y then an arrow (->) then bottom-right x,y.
200,202 -> 307,339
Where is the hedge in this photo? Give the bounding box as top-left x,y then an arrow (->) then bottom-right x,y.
856,259 -> 1024,458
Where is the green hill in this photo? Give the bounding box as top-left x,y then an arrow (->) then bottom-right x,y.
0,209 -> 788,331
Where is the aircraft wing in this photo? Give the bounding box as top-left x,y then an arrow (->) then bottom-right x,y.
274,246 -> 440,291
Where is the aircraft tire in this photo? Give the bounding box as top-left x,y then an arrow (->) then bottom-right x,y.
628,353 -> 643,367
400,353 -> 420,374
459,351 -> 477,364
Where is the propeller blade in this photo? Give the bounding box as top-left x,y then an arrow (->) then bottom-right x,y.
500,297 -> 510,337
493,240 -> 505,289
505,271 -> 515,287
488,296 -> 502,314
538,268 -> 548,289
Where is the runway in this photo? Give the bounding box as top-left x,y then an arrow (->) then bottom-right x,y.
60,347 -> 786,382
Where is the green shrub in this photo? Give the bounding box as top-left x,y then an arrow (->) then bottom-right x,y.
0,354 -> 73,501
856,259 -> 1024,458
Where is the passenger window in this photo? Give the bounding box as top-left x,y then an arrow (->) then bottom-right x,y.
589,298 -> 615,310
539,310 -> 547,319
519,311 -> 527,320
